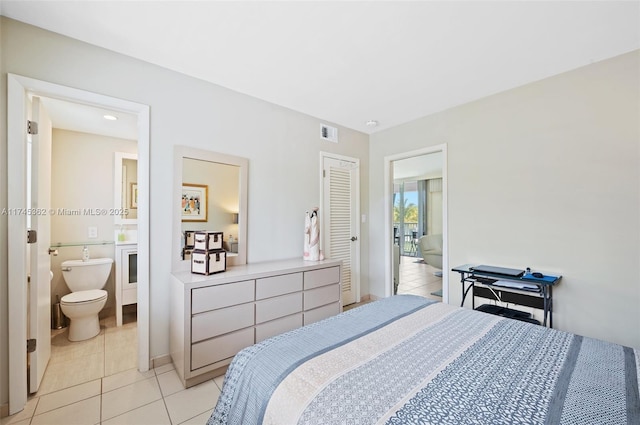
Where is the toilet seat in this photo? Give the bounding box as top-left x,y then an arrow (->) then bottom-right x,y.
61,289 -> 107,305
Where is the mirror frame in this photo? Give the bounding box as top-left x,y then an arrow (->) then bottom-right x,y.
114,152 -> 138,225
172,145 -> 248,272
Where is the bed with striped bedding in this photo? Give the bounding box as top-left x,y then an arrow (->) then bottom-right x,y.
208,294 -> 639,425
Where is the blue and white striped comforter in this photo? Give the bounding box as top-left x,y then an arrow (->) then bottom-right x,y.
208,295 -> 640,425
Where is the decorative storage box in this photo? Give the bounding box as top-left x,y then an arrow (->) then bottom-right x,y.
191,250 -> 226,275
194,231 -> 223,251
184,231 -> 196,248
182,248 -> 193,261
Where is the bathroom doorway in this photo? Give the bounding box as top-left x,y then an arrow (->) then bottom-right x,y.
43,96 -> 140,395
7,74 -> 150,414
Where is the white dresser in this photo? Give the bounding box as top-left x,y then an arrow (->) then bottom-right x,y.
170,258 -> 342,387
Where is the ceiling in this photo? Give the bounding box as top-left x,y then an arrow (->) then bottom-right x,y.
37,97 -> 138,140
3,1 -> 639,135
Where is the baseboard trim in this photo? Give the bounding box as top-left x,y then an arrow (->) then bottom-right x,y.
150,354 -> 172,369
1,403 -> 9,418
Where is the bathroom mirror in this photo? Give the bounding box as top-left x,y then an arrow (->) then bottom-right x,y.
114,152 -> 138,224
172,146 -> 248,271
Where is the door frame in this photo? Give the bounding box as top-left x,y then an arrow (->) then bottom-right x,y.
7,74 -> 150,414
383,144 -> 448,301
319,152 -> 361,305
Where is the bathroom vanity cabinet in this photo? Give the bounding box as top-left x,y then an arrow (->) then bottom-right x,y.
170,258 -> 342,388
115,242 -> 137,326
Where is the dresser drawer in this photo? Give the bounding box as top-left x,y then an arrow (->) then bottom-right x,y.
256,272 -> 303,300
304,283 -> 340,310
304,266 -> 340,290
191,279 -> 255,314
191,302 -> 254,343
304,302 -> 340,325
256,292 -> 302,324
255,313 -> 303,343
191,327 -> 254,370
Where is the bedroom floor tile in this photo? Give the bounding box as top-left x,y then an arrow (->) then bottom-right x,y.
101,376 -> 162,421
2,314 -> 225,425
30,396 -> 101,425
101,399 -> 171,425
102,366 -> 156,393
157,369 -> 185,397
214,374 -> 225,390
178,409 -> 215,425
164,379 -> 221,425
34,380 -> 101,416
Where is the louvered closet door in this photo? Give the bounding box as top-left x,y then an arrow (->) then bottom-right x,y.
322,156 -> 359,306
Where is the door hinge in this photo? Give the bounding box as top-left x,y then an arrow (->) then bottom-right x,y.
323,169 -> 326,178
27,339 -> 36,353
27,120 -> 38,135
27,229 -> 37,244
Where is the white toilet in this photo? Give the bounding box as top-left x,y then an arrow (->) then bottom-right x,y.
60,258 -> 113,341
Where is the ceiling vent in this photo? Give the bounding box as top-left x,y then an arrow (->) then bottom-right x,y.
320,124 -> 338,143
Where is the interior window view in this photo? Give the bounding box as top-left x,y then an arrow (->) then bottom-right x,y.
392,154 -> 443,301
2,2 -> 639,425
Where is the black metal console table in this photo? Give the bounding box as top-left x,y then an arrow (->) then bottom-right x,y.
452,264 -> 561,328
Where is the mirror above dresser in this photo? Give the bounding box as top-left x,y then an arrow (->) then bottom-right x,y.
172,146 -> 248,272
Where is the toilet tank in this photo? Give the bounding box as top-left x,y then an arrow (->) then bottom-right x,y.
61,258 -> 113,292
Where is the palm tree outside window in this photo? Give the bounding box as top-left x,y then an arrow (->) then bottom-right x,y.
393,181 -> 421,256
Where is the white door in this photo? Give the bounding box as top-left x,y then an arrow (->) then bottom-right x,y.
322,155 -> 359,306
28,96 -> 53,393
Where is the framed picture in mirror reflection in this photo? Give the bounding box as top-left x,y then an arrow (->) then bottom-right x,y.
130,183 -> 138,209
182,183 -> 208,222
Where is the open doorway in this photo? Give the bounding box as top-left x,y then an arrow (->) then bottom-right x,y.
7,74 -> 150,415
384,145 -> 448,303
40,96 -> 140,395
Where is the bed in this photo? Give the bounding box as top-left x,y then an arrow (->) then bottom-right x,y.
208,295 -> 639,425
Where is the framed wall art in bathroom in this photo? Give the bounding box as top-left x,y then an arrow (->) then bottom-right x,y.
182,183 -> 208,222
130,182 -> 138,209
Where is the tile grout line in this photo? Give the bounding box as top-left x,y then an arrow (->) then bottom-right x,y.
155,372 -> 174,425
99,376 -> 103,425
29,396 -> 40,425
101,324 -> 106,424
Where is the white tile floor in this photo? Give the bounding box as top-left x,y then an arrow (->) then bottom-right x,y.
1,312 -> 223,425
396,255 -> 443,301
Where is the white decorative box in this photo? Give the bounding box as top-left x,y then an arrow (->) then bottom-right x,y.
182,248 -> 193,261
191,250 -> 226,275
184,231 -> 196,248
193,231 -> 223,251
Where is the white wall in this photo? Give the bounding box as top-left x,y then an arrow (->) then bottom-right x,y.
0,17 -> 370,407
369,50 -> 640,348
